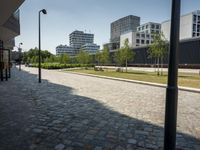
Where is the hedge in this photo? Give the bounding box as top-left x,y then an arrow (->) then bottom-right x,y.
28,63 -> 94,69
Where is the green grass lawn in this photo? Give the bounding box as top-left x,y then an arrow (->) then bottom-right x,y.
65,68 -> 200,89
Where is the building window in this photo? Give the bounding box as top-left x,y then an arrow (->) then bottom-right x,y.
142,26 -> 145,30
193,32 -> 196,37
146,25 -> 148,29
136,33 -> 140,38
151,24 -> 155,28
193,24 -> 196,32
141,34 -> 145,38
193,15 -> 197,22
146,34 -> 150,38
141,40 -> 145,44
136,39 -> 140,43
156,25 -> 160,29
146,40 -> 149,44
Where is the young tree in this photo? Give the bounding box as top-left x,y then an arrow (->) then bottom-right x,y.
148,32 -> 168,75
95,50 -> 101,66
100,46 -> 110,66
59,54 -> 70,64
76,50 -> 90,65
114,38 -> 135,72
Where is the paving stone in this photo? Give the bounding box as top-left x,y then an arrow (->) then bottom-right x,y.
54,144 -> 65,150
0,67 -> 200,150
127,139 -> 137,144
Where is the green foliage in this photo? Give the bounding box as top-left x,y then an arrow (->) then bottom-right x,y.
76,50 -> 90,64
95,50 -> 101,65
58,54 -> 70,64
148,32 -> 168,75
22,48 -> 54,64
100,46 -> 110,65
114,39 -> 135,69
148,32 -> 168,59
30,63 -> 94,69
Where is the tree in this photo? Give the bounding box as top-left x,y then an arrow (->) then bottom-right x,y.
22,48 -> 54,64
100,46 -> 110,66
76,50 -> 90,64
114,38 -> 135,72
148,32 -> 168,76
59,54 -> 70,64
95,50 -> 101,66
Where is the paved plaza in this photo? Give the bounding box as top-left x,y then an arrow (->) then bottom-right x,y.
0,66 -> 200,150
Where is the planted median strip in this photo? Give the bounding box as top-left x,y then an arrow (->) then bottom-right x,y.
65,68 -> 200,89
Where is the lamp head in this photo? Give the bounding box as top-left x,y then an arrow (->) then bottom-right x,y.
42,9 -> 47,14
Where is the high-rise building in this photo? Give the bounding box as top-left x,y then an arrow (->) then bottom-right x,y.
56,45 -> 74,56
110,15 -> 140,43
69,30 -> 94,54
81,43 -> 100,55
161,10 -> 200,41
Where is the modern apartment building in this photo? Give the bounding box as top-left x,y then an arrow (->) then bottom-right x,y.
69,30 -> 94,54
120,22 -> 161,48
81,43 -> 100,55
161,10 -> 200,41
56,45 -> 74,56
110,15 -> 140,43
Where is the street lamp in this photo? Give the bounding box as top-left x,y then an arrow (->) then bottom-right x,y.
164,0 -> 181,150
38,9 -> 47,83
18,42 -> 23,71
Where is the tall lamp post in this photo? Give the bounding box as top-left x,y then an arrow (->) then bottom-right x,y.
164,0 -> 181,149
18,42 -> 23,71
38,9 -> 47,83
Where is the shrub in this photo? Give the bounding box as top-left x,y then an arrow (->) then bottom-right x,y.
29,63 -> 94,69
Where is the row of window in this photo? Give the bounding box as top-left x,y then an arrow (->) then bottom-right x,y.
192,32 -> 200,37
193,15 -> 200,22
136,39 -> 152,45
137,24 -> 160,31
193,24 -> 200,32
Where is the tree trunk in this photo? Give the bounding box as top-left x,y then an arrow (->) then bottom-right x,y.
126,59 -> 128,72
161,57 -> 163,76
157,57 -> 160,76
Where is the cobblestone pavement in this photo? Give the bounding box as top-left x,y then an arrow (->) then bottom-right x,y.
0,66 -> 200,150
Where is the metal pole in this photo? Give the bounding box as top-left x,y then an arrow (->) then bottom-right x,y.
19,47 -> 21,71
164,0 -> 181,150
38,11 -> 41,83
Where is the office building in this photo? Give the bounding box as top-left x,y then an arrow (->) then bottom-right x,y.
120,22 -> 161,48
69,30 -> 94,54
161,10 -> 200,41
56,45 -> 74,56
81,43 -> 100,54
110,15 -> 140,43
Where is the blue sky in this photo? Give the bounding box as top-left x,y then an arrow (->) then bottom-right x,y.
15,0 -> 200,54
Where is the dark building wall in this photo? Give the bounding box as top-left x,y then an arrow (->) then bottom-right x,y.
110,38 -> 200,65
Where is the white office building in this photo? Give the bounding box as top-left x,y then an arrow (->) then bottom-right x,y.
81,43 -> 100,54
56,45 -> 74,56
120,22 -> 161,48
161,10 -> 200,41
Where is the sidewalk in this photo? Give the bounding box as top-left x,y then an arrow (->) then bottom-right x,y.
0,67 -> 200,150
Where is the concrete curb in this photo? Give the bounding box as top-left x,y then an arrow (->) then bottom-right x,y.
62,71 -> 200,94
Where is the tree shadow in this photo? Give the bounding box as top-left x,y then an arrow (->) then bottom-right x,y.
0,67 -> 200,150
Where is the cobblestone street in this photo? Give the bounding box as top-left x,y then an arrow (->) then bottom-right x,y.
0,66 -> 200,150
